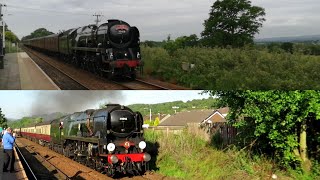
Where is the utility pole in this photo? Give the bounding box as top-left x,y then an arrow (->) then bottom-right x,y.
93,13 -> 102,26
149,109 -> 152,121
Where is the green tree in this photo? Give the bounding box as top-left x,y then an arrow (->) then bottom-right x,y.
211,91 -> 320,172
154,117 -> 160,126
22,28 -> 54,40
0,108 -> 7,128
202,0 -> 266,47
5,31 -> 19,43
280,42 -> 294,54
163,34 -> 199,53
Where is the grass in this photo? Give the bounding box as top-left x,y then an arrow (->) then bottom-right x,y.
144,130 -> 319,180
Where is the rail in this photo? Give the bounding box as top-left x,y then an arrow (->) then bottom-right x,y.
15,141 -> 71,180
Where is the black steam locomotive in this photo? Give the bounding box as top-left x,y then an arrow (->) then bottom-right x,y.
23,19 -> 142,79
19,104 -> 150,177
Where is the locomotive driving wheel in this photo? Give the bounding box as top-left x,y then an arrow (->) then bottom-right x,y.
107,71 -> 115,80
105,164 -> 115,177
130,73 -> 136,80
72,56 -> 80,67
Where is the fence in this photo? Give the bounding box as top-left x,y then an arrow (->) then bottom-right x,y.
5,41 -> 23,54
219,124 -> 237,146
147,126 -> 185,137
187,123 -> 211,141
148,123 -> 237,146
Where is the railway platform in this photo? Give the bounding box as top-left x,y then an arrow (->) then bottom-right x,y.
0,52 -> 60,90
0,146 -> 28,180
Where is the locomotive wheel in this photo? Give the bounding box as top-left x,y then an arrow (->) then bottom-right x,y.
90,62 -> 96,74
130,73 -> 136,80
86,158 -> 96,169
97,68 -> 104,77
63,146 -> 70,157
72,56 -> 79,67
80,60 -> 85,70
106,165 -> 115,177
107,72 -> 114,80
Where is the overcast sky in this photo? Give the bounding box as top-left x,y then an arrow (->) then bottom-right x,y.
0,90 -> 210,119
2,0 -> 320,40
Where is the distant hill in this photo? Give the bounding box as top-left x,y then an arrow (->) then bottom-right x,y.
255,35 -> 320,43
7,112 -> 67,129
128,97 -> 218,120
30,112 -> 68,122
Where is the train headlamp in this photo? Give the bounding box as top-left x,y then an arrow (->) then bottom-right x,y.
107,143 -> 116,152
137,52 -> 141,59
139,141 -> 146,150
110,155 -> 118,164
143,153 -> 151,162
110,53 -> 114,60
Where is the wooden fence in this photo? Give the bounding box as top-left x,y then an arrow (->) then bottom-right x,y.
149,123 -> 237,146
147,126 -> 185,136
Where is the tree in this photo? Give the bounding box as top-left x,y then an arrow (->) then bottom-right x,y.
154,117 -> 160,126
280,42 -> 294,54
5,31 -> 19,43
210,91 -> 320,172
201,0 -> 266,47
22,28 -> 54,40
163,34 -> 199,53
0,108 -> 7,128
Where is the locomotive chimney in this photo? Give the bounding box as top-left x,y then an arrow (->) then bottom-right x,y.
105,104 -> 121,107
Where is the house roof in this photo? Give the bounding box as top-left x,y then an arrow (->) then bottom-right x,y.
159,107 -> 230,127
159,110 -> 213,126
217,107 -> 229,116
201,107 -> 229,124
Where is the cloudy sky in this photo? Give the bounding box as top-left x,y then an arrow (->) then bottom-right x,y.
2,0 -> 319,40
0,90 -> 210,119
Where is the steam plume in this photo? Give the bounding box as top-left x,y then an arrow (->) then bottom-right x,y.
29,91 -> 124,116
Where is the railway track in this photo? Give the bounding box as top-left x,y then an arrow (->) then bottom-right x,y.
15,140 -> 70,180
23,47 -> 173,90
113,77 -> 170,90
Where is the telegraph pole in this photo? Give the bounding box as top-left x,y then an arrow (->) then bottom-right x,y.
93,13 -> 102,26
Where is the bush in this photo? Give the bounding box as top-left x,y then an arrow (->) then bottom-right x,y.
141,46 -> 320,89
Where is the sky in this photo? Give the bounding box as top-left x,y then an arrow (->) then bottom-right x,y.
1,0 -> 320,40
0,90 -> 210,119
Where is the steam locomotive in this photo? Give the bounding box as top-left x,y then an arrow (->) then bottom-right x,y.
22,19 -> 143,79
15,104 -> 150,177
